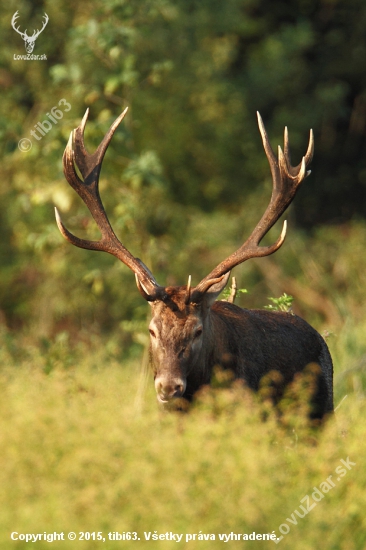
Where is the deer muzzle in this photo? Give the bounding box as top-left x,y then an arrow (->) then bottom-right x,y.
154,376 -> 186,403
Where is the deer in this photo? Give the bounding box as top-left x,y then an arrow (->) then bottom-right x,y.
55,109 -> 333,419
11,11 -> 49,54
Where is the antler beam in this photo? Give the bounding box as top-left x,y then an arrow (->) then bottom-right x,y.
194,113 -> 313,294
55,108 -> 164,301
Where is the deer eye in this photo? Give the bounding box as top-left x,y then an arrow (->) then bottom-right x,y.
149,328 -> 156,338
194,327 -> 203,339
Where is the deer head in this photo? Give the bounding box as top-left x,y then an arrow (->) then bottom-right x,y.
55,109 -> 313,403
11,11 -> 49,53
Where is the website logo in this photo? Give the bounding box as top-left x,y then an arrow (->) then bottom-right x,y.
11,10 -> 48,55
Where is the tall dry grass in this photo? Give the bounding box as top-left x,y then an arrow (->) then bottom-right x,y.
0,318 -> 365,549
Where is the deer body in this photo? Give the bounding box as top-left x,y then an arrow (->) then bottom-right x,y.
149,287 -> 333,417
55,109 -> 334,418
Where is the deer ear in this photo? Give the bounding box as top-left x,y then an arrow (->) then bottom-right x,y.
203,271 -> 231,307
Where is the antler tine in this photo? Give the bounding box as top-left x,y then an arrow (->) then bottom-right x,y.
256,112 -> 277,181
185,275 -> 192,304
71,107 -> 128,185
194,113 -> 313,294
56,109 -> 163,300
305,128 -> 314,168
283,125 -> 314,177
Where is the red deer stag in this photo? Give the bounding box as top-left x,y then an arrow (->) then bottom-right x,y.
55,109 -> 333,418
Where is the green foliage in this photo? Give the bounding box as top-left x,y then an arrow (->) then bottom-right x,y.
265,293 -> 294,313
1,0 -> 366,343
221,286 -> 248,301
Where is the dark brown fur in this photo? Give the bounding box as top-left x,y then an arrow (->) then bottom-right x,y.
149,287 -> 333,418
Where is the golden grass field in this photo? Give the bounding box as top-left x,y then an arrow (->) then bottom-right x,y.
1,317 -> 365,550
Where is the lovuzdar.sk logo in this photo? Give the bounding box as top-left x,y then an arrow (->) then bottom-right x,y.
11,10 -> 48,60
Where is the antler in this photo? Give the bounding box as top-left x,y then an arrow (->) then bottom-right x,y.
195,112 -> 314,294
33,13 -> 49,40
11,11 -> 48,40
55,108 -> 164,301
11,11 -> 26,38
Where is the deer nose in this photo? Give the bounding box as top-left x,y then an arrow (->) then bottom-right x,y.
155,378 -> 186,403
